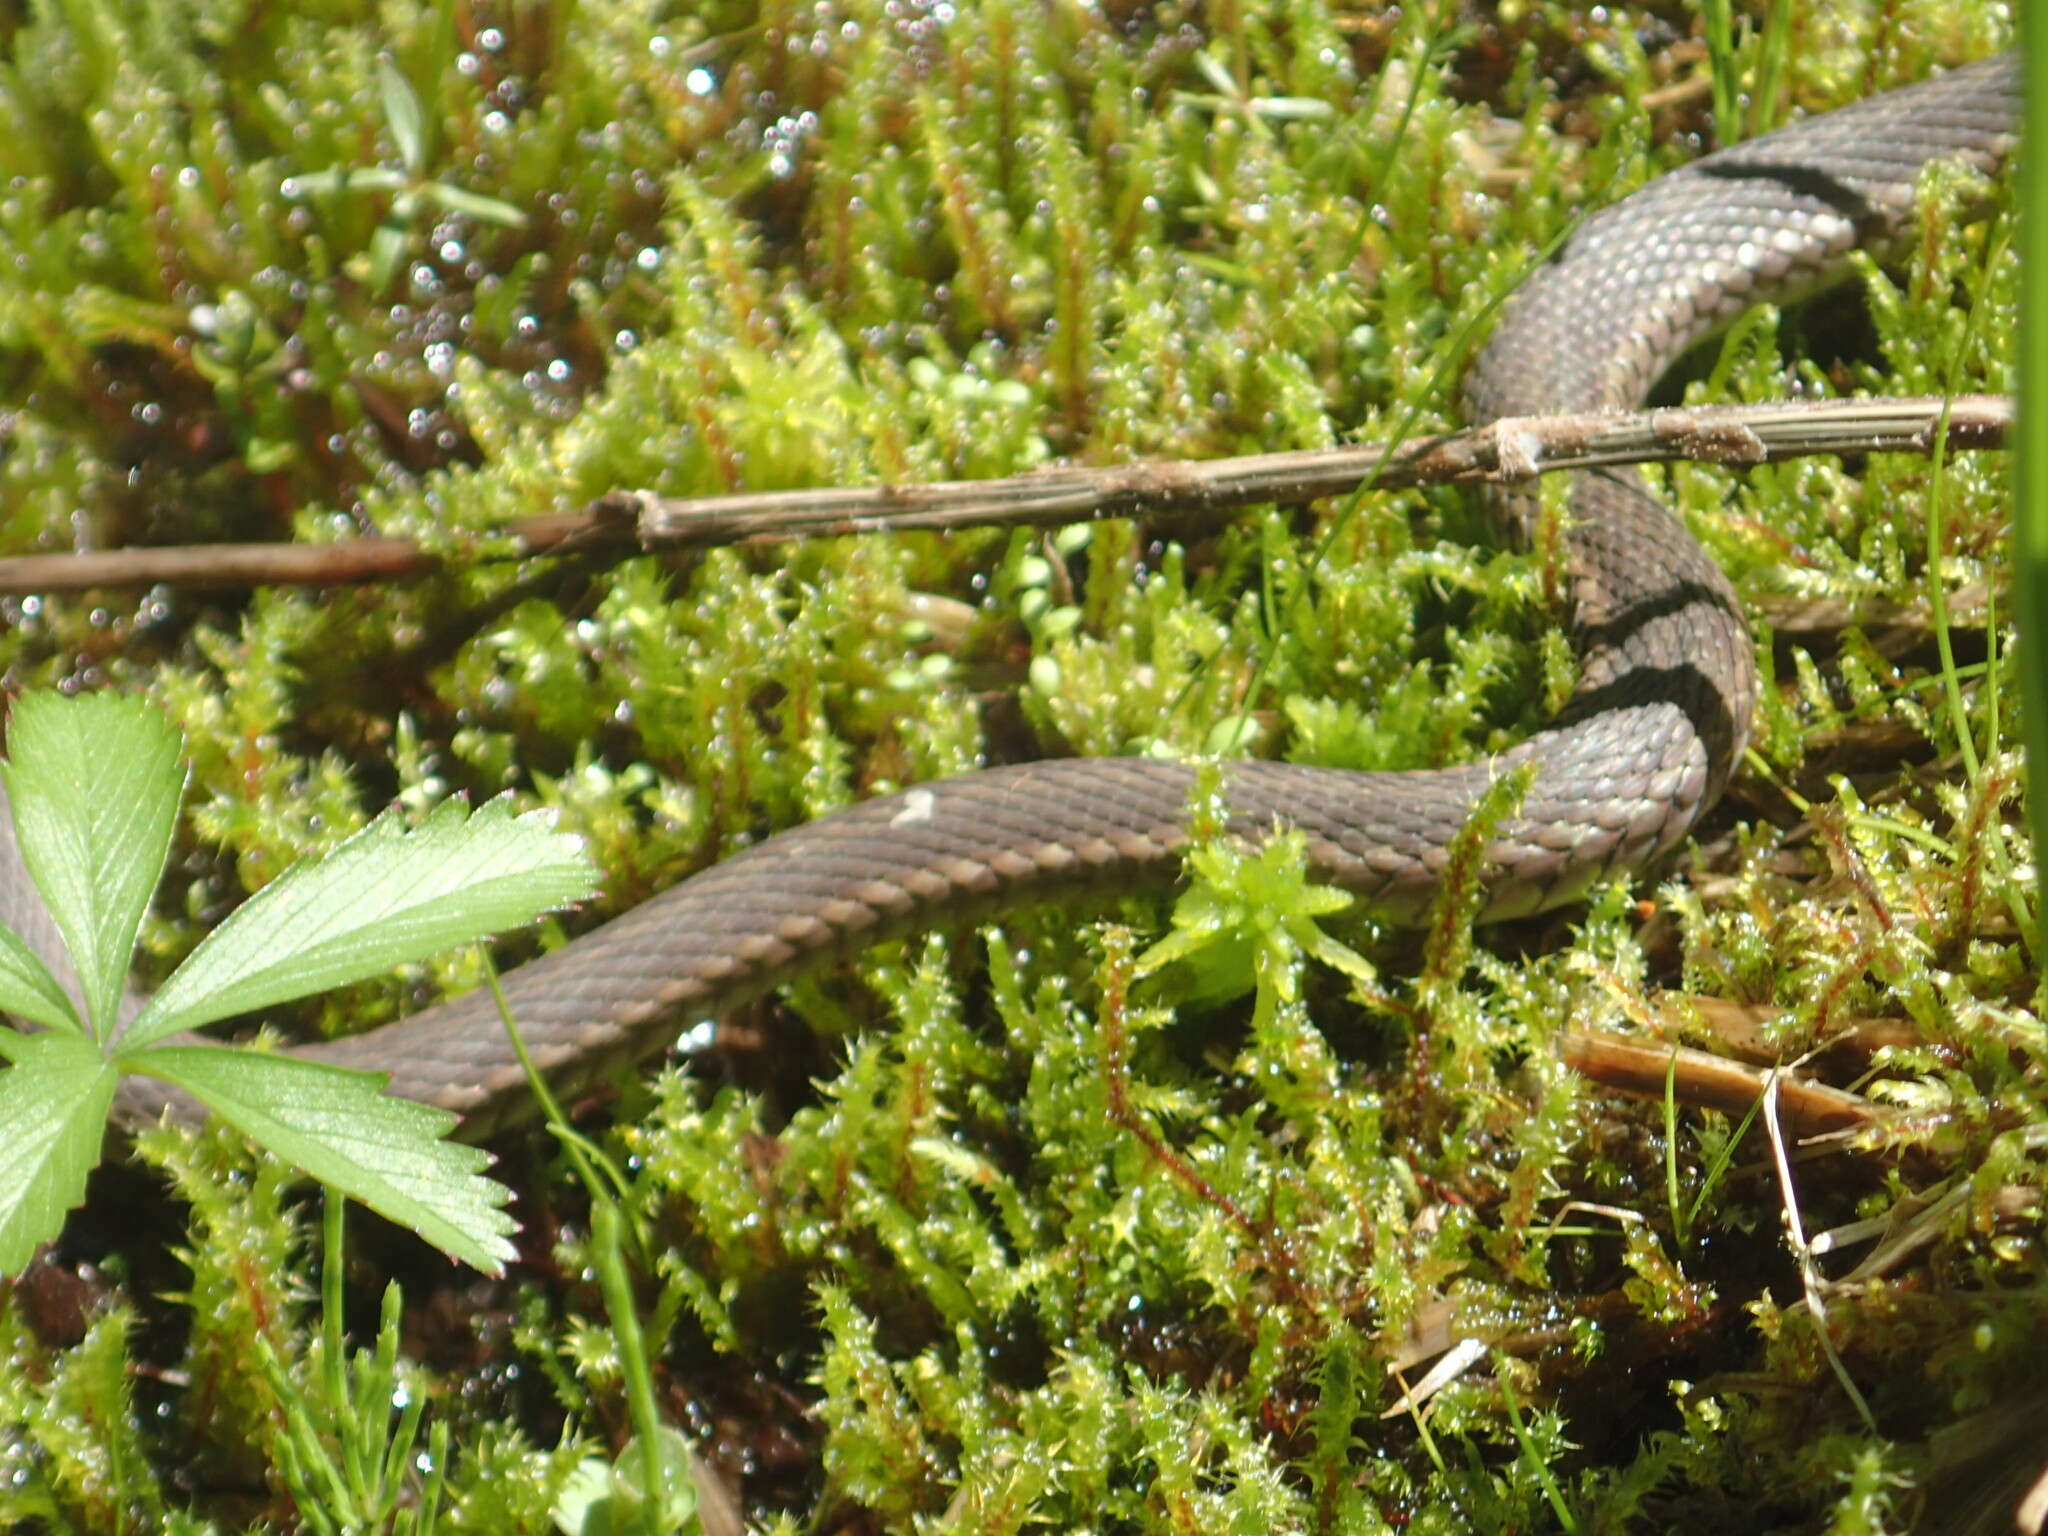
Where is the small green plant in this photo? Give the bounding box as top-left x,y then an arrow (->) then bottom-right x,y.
484,969 -> 706,1536
0,688 -> 596,1275
1697,0 -> 1796,142
1136,825 -> 1377,1036
549,1422 -> 701,1536
284,56 -> 528,295
261,1195 -> 451,1536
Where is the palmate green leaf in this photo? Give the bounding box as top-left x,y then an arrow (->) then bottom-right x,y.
0,692 -> 183,1040
0,920 -> 81,1038
124,794 -> 595,1050
128,1045 -> 515,1274
0,1031 -> 118,1274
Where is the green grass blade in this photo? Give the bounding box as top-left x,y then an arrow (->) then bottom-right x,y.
2017,18 -> 2048,973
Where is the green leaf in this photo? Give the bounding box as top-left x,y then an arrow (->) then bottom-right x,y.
0,692 -> 183,1039
421,181 -> 529,228
376,55 -> 428,176
0,1031 -> 118,1275
128,1045 -> 515,1273
551,1457 -> 617,1536
550,1430 -> 699,1536
365,218 -> 411,296
286,165 -> 408,198
0,920 -> 82,1037
124,795 -> 594,1049
611,1430 -> 699,1529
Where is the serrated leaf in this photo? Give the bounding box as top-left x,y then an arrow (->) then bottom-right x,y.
124,795 -> 594,1049
0,1032 -> 118,1275
0,692 -> 182,1039
129,1045 -> 515,1273
0,921 -> 81,1037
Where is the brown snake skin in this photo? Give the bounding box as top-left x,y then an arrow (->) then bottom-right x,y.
22,52 -> 2018,1139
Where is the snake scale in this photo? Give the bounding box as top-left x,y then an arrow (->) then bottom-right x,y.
12,51 -> 2018,1140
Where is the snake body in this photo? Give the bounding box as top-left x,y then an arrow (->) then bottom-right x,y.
57,52 -> 2019,1137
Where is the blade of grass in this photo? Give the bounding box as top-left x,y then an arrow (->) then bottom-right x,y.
2016,18 -> 2048,1004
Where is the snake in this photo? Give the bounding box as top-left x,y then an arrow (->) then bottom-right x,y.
13,50 -> 2015,1140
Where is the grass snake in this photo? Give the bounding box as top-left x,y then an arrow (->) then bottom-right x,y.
14,51 -> 2016,1140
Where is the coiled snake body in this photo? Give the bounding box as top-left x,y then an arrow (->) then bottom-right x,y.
51,53 -> 2022,1138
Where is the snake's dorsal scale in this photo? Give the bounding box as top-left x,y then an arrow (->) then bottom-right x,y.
84,52 -> 2017,1137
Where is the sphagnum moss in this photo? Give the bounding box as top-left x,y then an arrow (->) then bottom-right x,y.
0,2 -> 2037,1533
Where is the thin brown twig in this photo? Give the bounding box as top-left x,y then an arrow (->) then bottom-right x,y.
0,393 -> 2008,597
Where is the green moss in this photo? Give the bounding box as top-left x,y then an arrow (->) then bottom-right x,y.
0,1 -> 2035,1531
